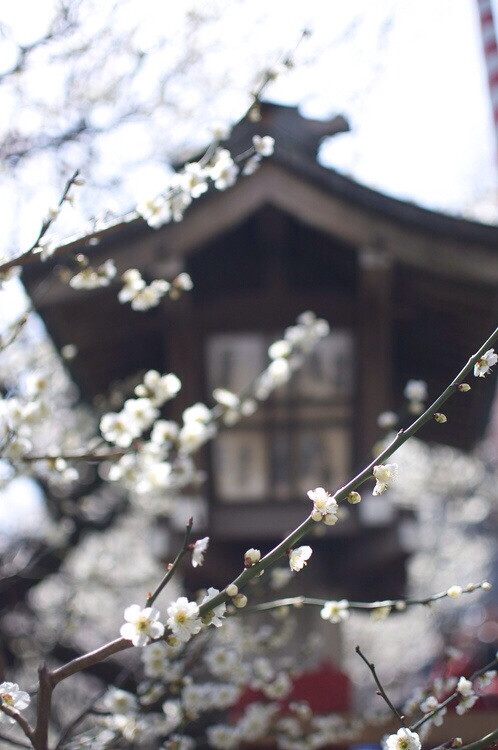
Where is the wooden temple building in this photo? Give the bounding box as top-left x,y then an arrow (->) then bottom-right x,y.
22,102 -> 498,603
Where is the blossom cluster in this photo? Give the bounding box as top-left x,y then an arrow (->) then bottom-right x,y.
137,135 -> 274,230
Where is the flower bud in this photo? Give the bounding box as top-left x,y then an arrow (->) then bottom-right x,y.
232,593 -> 248,608
447,585 -> 462,599
244,548 -> 261,567
434,413 -> 447,423
458,383 -> 471,392
482,581 -> 492,590
347,491 -> 361,504
225,583 -> 238,597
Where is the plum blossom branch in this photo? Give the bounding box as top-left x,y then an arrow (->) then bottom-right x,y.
145,518 -> 194,608
12,325 -> 498,745
237,580 -> 491,617
194,325 -> 498,621
458,728 -> 498,750
409,657 -> 498,732
0,171 -> 81,275
355,645 -> 406,726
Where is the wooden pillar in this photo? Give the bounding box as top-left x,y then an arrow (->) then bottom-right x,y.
356,247 -> 393,462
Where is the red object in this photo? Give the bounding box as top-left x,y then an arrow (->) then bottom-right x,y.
476,0 -> 498,152
233,662 -> 350,718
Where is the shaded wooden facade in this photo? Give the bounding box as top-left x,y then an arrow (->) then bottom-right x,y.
23,103 -> 498,599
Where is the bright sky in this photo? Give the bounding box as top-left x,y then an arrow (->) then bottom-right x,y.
0,0 -> 497,260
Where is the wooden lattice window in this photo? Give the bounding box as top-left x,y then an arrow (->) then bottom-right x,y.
206,331 -> 354,504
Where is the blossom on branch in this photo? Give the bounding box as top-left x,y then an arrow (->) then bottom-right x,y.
192,537 -> 209,568
200,587 -> 226,627
385,728 -> 421,750
307,487 -> 338,524
372,463 -> 398,495
0,682 -> 30,724
474,348 -> 497,377
120,605 -> 165,647
167,597 -> 202,643
320,599 -> 349,623
288,545 -> 312,572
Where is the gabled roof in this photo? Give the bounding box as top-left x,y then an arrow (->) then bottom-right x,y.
28,102 -> 498,293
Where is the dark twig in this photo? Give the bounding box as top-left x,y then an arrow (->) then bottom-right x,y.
146,518 -> 194,607
356,645 -> 406,726
54,667 -> 130,750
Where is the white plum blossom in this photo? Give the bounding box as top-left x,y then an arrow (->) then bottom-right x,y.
165,735 -> 195,750
210,149 -> 239,190
206,724 -> 239,750
476,670 -> 497,689
377,411 -> 398,429
192,537 -> 209,568
457,676 -> 474,697
123,398 -> 159,433
151,419 -> 180,445
307,487 -> 338,525
118,269 -> 170,310
0,682 -> 30,723
102,687 -> 138,714
385,728 -> 421,750
179,162 -> 209,198
244,548 -> 261,566
69,259 -> 116,289
419,695 -> 446,725
371,603 -> 392,621
100,411 -> 140,447
120,605 -> 165,647
213,388 -> 240,409
135,370 -> 181,405
320,599 -> 349,623
474,348 -> 497,377
404,380 -> 427,402
288,545 -> 312,572
137,196 -> 172,228
253,135 -> 275,156
372,463 -> 398,495
456,694 -> 479,714
205,647 -> 240,678
183,402 -> 212,424
167,597 -> 202,642
270,567 -> 293,589
262,671 -> 292,699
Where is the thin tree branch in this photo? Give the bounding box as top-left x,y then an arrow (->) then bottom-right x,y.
238,581 -> 490,615
54,668 -> 130,750
355,645 -> 406,726
19,325 -> 498,739
0,704 -> 34,745
146,518 -> 193,608
0,170 -> 80,275
32,664 -> 53,750
196,325 -> 498,621
458,728 -> 498,750
410,657 -> 498,732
